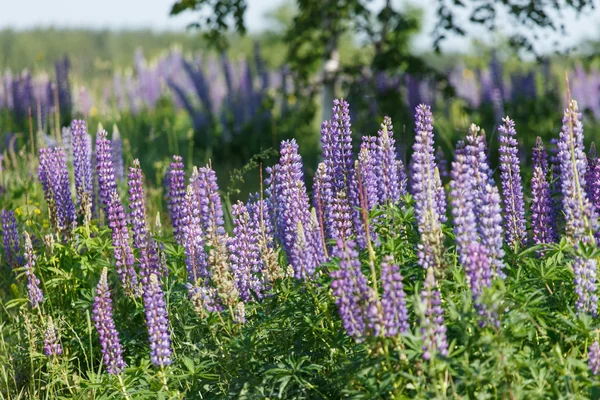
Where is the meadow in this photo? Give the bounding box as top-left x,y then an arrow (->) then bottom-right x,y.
2,37 -> 600,398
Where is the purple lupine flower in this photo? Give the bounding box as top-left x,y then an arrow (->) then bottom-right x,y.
419,268 -> 448,360
411,104 -> 445,270
128,159 -> 162,281
107,190 -> 140,297
532,136 -> 549,175
168,155 -> 186,243
498,117 -> 526,248
142,273 -> 172,367
312,163 -> 330,259
557,100 -> 597,243
191,165 -> 226,241
111,126 -> 125,182
2,210 -> 21,269
273,140 -> 317,279
573,256 -> 598,316
380,256 -> 409,336
38,147 -> 76,237
327,99 -> 354,193
479,184 -> 505,278
92,268 -> 126,375
43,317 -> 63,357
449,149 -> 478,266
248,194 -> 283,283
464,242 -> 495,325
464,124 -> 505,277
96,130 -> 117,211
308,207 -> 327,266
23,232 -> 43,308
71,119 -> 93,216
396,159 -> 408,197
531,165 -> 558,245
289,221 -> 319,280
376,116 -> 401,204
435,146 -> 449,180
330,239 -> 370,339
229,201 -> 262,301
358,137 -> 379,211
589,341 -> 600,375
330,190 -> 354,242
586,143 -> 600,214
180,186 -> 209,283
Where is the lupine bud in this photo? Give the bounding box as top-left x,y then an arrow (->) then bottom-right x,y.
92,268 -> 126,375
380,256 -> 409,336
128,159 -> 162,281
573,256 -> 598,316
71,119 -> 93,217
111,125 -> 125,182
419,268 -> 448,360
107,190 -> 140,297
411,104 -> 445,270
532,136 -> 549,175
498,117 -> 526,248
330,239 -> 370,339
589,341 -> 600,375
96,130 -> 117,211
557,100 -> 597,243
23,232 -> 43,308
168,155 -> 186,243
2,210 -> 21,269
43,317 -> 63,357
142,274 -> 172,367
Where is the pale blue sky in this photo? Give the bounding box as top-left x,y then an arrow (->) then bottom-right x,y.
1,0 -> 599,53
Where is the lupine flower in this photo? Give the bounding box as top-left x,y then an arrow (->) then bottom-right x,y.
71,119 -> 93,217
96,129 -> 117,211
107,190 -> 140,297
273,140 -> 318,279
92,268 -> 126,375
142,274 -> 172,367
436,146 -> 449,179
111,125 -> 125,182
419,268 -> 448,360
168,155 -> 186,243
128,159 -> 162,281
43,317 -> 63,357
557,100 -> 597,243
449,149 -> 478,266
573,256 -> 598,316
464,242 -> 496,325
589,341 -> 600,375
38,147 -> 76,237
330,239 -> 370,339
330,190 -> 354,242
308,207 -> 327,266
186,284 -> 222,317
357,137 -> 379,211
191,165 -> 239,309
23,232 -> 43,308
229,201 -> 262,301
180,186 -> 209,283
396,159 -> 408,197
380,256 -> 409,336
2,210 -> 21,268
464,125 -> 505,277
411,104 -> 445,270
327,99 -> 354,194
586,143 -> 600,214
312,162 -> 330,258
532,136 -> 549,175
498,117 -> 526,248
248,195 -> 283,283
376,116 -> 401,204
531,166 -> 558,245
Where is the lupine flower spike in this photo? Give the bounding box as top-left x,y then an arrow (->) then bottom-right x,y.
23,231 -> 43,308
419,268 -> 448,360
168,155 -> 186,244
380,256 -> 409,336
43,317 -> 63,357
589,341 -> 600,375
2,210 -> 22,269
92,268 -> 126,375
142,274 -> 172,367
498,117 -> 526,249
71,119 -> 93,219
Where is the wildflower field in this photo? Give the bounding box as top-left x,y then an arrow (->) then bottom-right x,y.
2,79 -> 600,399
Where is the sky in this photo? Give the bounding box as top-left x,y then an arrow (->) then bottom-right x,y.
1,0 -> 599,53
